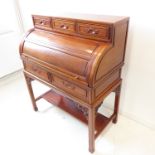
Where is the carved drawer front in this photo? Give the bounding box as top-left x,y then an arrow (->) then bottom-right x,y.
52,75 -> 87,100
77,23 -> 111,41
53,19 -> 75,33
33,16 -> 51,29
25,62 -> 51,82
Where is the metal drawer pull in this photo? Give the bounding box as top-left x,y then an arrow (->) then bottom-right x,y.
88,29 -> 99,35
40,20 -> 45,25
60,25 -> 68,30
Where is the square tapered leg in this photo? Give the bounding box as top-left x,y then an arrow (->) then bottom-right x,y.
24,74 -> 38,111
88,107 -> 95,153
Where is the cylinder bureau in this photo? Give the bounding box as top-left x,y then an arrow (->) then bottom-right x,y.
19,13 -> 129,153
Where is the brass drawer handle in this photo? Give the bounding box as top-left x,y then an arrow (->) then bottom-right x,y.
87,29 -> 99,35
74,75 -> 79,79
39,20 -> 46,25
60,25 -> 68,30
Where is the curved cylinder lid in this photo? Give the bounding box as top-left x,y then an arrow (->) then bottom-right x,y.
21,29 -> 111,83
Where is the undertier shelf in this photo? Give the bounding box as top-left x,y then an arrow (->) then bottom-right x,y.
39,90 -> 116,138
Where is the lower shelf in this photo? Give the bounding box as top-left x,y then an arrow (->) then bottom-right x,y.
42,90 -> 116,138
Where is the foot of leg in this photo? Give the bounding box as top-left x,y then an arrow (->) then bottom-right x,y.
112,85 -> 121,124
88,107 -> 95,153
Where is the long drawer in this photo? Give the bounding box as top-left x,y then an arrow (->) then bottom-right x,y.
24,61 -> 87,101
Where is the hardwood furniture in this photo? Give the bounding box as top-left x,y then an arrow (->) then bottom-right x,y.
19,13 -> 129,153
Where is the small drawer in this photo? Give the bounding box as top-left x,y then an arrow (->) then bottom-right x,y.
52,76 -> 87,99
77,23 -> 111,41
33,16 -> 51,29
53,19 -> 75,33
25,62 -> 51,82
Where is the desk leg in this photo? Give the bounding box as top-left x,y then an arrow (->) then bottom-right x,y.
88,107 -> 95,153
24,74 -> 38,111
113,84 -> 121,124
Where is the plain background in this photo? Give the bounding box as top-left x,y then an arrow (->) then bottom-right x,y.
0,0 -> 155,129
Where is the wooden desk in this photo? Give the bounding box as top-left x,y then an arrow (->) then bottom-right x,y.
19,13 -> 129,153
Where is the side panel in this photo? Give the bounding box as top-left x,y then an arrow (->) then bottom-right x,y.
94,71 -> 120,98
95,21 -> 129,82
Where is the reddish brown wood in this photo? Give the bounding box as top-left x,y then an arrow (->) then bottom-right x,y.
88,106 -> 95,153
53,18 -> 76,34
19,13 -> 129,153
24,74 -> 38,111
113,85 -> 121,124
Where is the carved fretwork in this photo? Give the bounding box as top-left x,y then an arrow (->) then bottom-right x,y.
75,103 -> 88,118
75,102 -> 103,119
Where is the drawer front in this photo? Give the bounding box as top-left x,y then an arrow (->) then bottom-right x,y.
33,16 -> 51,29
53,19 -> 75,33
77,23 -> 111,41
25,62 -> 50,82
52,76 -> 87,100
24,61 -> 87,100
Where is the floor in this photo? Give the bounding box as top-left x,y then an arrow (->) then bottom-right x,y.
0,71 -> 155,155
